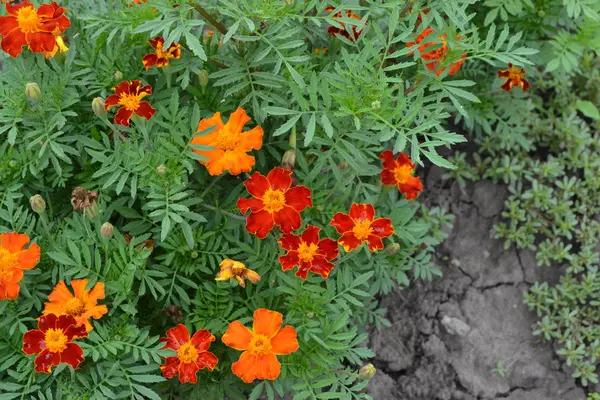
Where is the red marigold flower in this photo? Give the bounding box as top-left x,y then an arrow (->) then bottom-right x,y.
222,308 -> 299,383
0,232 -> 40,300
279,225 -> 339,279
191,108 -> 264,176
379,150 -> 423,200
498,63 -> 530,92
237,168 -> 312,239
325,6 -> 365,42
160,324 -> 218,384
142,37 -> 181,70
22,314 -> 87,373
0,1 -> 70,58
406,27 -> 466,76
104,80 -> 156,127
330,203 -> 395,252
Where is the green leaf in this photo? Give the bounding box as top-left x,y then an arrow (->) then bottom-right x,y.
304,114 -> 316,146
575,100 -> 600,120
185,31 -> 207,61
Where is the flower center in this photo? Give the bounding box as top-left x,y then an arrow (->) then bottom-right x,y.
215,125 -> 240,151
352,219 -> 373,241
231,264 -> 246,276
297,241 -> 319,263
249,334 -> 272,356
262,189 -> 286,213
64,298 -> 86,317
44,328 -> 68,353
118,93 -> 144,111
16,6 -> 41,34
0,248 -> 19,275
508,66 -> 524,81
177,341 -> 199,363
155,42 -> 177,60
393,164 -> 413,184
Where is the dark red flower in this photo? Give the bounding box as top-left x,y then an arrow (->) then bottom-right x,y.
279,225 -> 339,279
22,314 -> 87,373
330,203 -> 395,252
325,6 -> 365,42
142,37 -> 181,70
379,150 -> 423,200
406,28 -> 466,76
498,63 -> 530,91
104,80 -> 156,127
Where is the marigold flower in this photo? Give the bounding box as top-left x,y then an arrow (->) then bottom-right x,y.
279,225 -> 339,279
406,28 -> 466,76
237,167 -> 312,239
22,314 -> 87,373
104,80 -> 156,127
123,233 -> 154,251
0,232 -> 40,300
42,279 -> 108,332
379,150 -> 423,200
160,324 -> 218,384
330,203 -> 395,252
325,6 -> 364,42
216,259 -> 260,288
498,63 -> 530,92
0,1 -> 70,58
44,34 -> 68,58
222,308 -> 299,383
142,36 -> 181,70
191,108 -> 264,176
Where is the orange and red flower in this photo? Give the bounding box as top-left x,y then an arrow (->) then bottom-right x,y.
0,232 -> 40,300
142,37 -> 181,70
123,233 -> 155,252
0,1 -> 70,58
237,168 -> 312,239
498,63 -> 530,92
279,225 -> 339,279
191,108 -> 263,176
22,314 -> 87,373
216,259 -> 261,288
42,279 -> 108,332
160,324 -> 218,384
330,203 -> 395,252
325,6 -> 364,42
222,308 -> 299,383
379,150 -> 423,200
104,80 -> 156,127
406,28 -> 466,76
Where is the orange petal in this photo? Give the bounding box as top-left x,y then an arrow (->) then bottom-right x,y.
253,309 -> 283,338
86,304 -> 108,320
222,321 -> 253,351
87,282 -> 105,303
70,279 -> 90,300
244,269 -> 261,284
226,108 -> 251,135
255,352 -> 281,381
197,112 -> 224,133
231,351 -> 258,383
47,281 -> 74,303
238,126 -> 263,152
0,232 -> 30,253
17,243 -> 40,270
205,150 -> 255,176
270,325 -> 299,355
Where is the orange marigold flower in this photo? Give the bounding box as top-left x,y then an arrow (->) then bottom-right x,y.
279,225 -> 339,279
330,203 -> 395,252
160,324 -> 218,384
191,108 -> 264,176
42,279 -> 108,332
216,259 -> 261,288
498,63 -> 530,92
325,6 -> 365,42
22,314 -> 87,373
222,308 -> 299,383
237,167 -> 312,239
104,80 -> 156,127
142,36 -> 181,70
379,150 -> 423,200
406,27 -> 466,76
0,232 -> 40,300
0,1 -> 70,58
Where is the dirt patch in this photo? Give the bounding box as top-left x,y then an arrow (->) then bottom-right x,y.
368,167 -> 586,400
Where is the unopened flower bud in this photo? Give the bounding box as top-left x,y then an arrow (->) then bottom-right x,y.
114,71 -> 123,81
30,194 -> 46,214
156,164 -> 166,175
101,222 -> 114,239
9,160 -> 17,168
198,69 -> 209,87
191,251 -> 199,259
306,312 -> 314,319
92,97 -> 106,117
84,202 -> 99,219
25,83 -> 41,102
281,149 -> 296,170
386,243 -> 400,256
359,363 -> 376,379
371,100 -> 381,110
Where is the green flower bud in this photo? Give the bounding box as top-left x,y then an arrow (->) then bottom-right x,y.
30,194 -> 46,214
9,160 -> 17,168
306,312 -> 315,319
101,222 -> 114,239
113,71 -> 123,81
92,97 -> 107,117
386,243 -> 400,256
156,164 -> 167,175
281,149 -> 296,170
198,69 -> 209,87
84,202 -> 99,219
371,100 -> 381,110
25,83 -> 41,102
359,363 -> 376,379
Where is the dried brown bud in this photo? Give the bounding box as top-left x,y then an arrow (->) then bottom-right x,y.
30,194 -> 46,214
101,222 -> 114,239
71,187 -> 99,214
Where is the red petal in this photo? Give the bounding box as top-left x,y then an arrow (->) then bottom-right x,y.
104,94 -> 120,110
380,169 -> 397,186
397,176 -> 423,200
284,186 -> 312,212
267,167 -> 292,191
330,212 -> 354,234
113,81 -> 131,95
370,218 -> 395,238
22,330 -> 45,355
26,31 -> 56,53
294,261 -> 311,279
301,225 -> 320,245
273,205 -> 302,234
308,256 -> 335,279
138,84 -> 153,96
38,314 -> 58,332
1,28 -> 27,57
501,79 -> 512,91
129,80 -> 141,94
497,69 -> 510,78
114,107 -> 134,127
245,209 -> 274,239
195,351 -> 218,371
34,349 -> 60,373
149,36 -> 164,50
178,361 -> 200,384
349,203 -> 375,221
60,343 -> 84,370
379,150 -> 397,170
36,3 -> 56,18
521,78 -> 530,91
64,323 -> 88,341
279,251 -> 299,271
317,238 -> 339,260
278,233 -> 301,251
160,356 -> 180,379
244,171 -> 270,198
163,324 -> 190,350
55,314 -> 79,332
366,234 -> 384,251
237,198 -> 264,214
134,101 -> 156,120
0,16 -> 18,37
191,329 -> 215,352
142,54 -> 158,69
338,232 -> 363,252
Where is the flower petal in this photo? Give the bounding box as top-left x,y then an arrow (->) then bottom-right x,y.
135,101 -> 156,120
284,185 -> 312,212
308,255 -> 335,279
238,126 -> 264,152
0,16 -> 18,37
245,209 -> 274,239
222,321 -> 253,351
397,176 -> 423,200
178,361 -> 200,384
380,169 -> 397,186
26,31 -> 56,53
46,280 -> 73,305
38,314 -> 58,332
330,212 -> 354,234
60,343 -> 84,370
17,243 -> 40,270
255,352 -> 281,381
317,238 -> 339,260
34,349 -> 60,373
226,107 -> 251,134
253,308 -> 282,338
114,107 -> 134,127
279,251 -> 299,272
197,112 -> 224,133
236,198 -> 264,215
301,225 -> 320,245
70,279 -> 89,300
273,205 -> 302,234
379,150 -> 397,170
64,323 -> 88,340
163,324 -> 190,350
0,281 -> 21,300
278,233 -> 301,251
205,150 -> 255,176
149,36 -> 164,50
243,171 -> 270,199
370,218 -> 395,238
231,351 -> 258,383
338,232 -> 363,252
87,282 -> 106,303
142,53 -> 158,69
349,203 -> 375,221
270,325 -> 299,355
196,351 -> 219,371
0,232 -> 30,253
366,234 -> 384,251
104,94 -> 120,110
22,329 -> 45,355
55,315 -> 79,332
191,329 -> 215,353
267,167 -> 292,192
160,356 -> 180,379
112,80 -> 131,96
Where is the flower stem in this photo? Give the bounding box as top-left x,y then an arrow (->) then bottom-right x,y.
192,3 -> 227,35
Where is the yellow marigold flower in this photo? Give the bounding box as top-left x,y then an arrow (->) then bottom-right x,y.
216,259 -> 260,288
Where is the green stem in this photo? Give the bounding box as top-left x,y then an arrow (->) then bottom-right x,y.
192,3 -> 228,35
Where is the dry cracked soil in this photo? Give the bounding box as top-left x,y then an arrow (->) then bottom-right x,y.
367,166 -> 589,400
